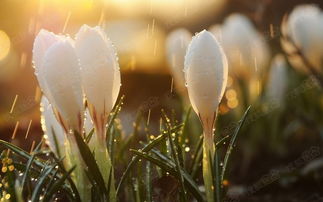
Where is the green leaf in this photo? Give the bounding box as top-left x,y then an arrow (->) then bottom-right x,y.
72,131 -> 108,200
50,154 -> 81,201
85,128 -> 95,144
145,160 -> 152,202
116,124 -> 182,195
214,150 -> 221,202
191,134 -> 230,179
42,166 -> 76,202
221,106 -> 251,183
31,164 -> 57,201
131,149 -> 204,202
166,124 -> 187,200
50,128 -> 61,158
106,166 -> 113,200
0,140 -> 45,168
106,95 -> 124,149
21,154 -> 36,193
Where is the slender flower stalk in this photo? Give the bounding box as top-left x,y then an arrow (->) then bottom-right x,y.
33,30 -> 90,201
184,30 -> 228,201
75,25 -> 121,201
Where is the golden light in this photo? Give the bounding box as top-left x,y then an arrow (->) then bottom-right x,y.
105,20 -> 166,73
227,99 -> 239,109
0,30 -> 10,61
219,103 -> 229,114
105,0 -> 226,26
225,89 -> 237,100
227,76 -> 233,87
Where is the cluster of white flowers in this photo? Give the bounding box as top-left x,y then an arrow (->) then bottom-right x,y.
33,4 -> 322,201
33,25 -> 120,201
33,25 -> 121,153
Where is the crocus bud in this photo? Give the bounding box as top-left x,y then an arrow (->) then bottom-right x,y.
166,28 -> 192,95
40,96 -> 65,157
37,38 -> 84,133
185,30 -> 228,119
282,5 -> 323,73
185,30 -> 228,202
75,25 -> 121,139
266,55 -> 288,105
210,14 -> 270,79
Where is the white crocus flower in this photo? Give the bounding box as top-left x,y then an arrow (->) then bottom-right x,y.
210,14 -> 270,79
33,30 -> 89,201
41,39 -> 84,133
283,4 -> 323,73
166,28 -> 192,96
75,25 -> 119,201
184,30 -> 228,202
75,25 -> 121,140
266,55 -> 288,105
40,96 -> 65,157
33,31 -> 84,133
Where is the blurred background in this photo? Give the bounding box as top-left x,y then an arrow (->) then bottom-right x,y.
0,0 -> 323,200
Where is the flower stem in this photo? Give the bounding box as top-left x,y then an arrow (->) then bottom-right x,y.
200,112 -> 217,202
203,130 -> 215,202
66,134 -> 91,202
94,131 -> 116,202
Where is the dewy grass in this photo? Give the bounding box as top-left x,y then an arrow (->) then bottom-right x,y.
0,103 -> 251,202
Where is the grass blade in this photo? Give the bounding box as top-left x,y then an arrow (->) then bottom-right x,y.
42,166 -> 76,202
214,150 -> 221,202
191,135 -> 230,179
21,154 -> 35,193
116,124 -> 182,195
131,149 -> 204,202
166,126 -> 187,200
221,106 -> 251,183
85,128 -> 95,144
31,164 -> 57,201
0,140 -> 44,168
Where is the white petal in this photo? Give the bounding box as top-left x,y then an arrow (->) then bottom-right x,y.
210,14 -> 270,79
166,28 -> 192,93
33,30 -> 62,96
266,55 -> 288,104
287,4 -> 323,72
75,25 -> 121,121
184,30 -> 228,117
41,39 -> 84,132
40,96 -> 65,156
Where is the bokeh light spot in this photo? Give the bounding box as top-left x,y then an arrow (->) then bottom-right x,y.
225,89 -> 237,100
227,99 -> 239,109
0,30 -> 10,61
